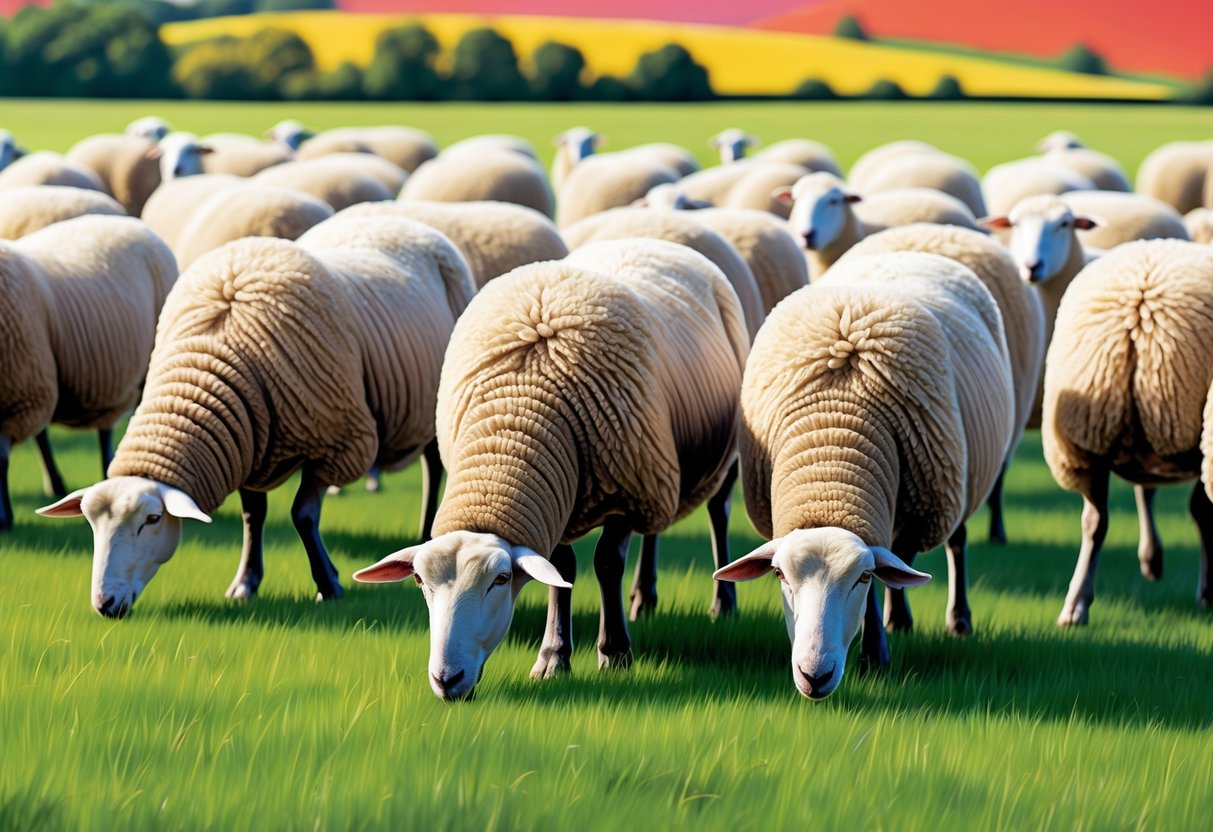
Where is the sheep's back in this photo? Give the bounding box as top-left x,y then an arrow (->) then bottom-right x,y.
0,186 -> 125,240
0,247 -> 57,442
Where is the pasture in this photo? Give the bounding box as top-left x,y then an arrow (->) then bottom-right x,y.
2,100 -> 1212,830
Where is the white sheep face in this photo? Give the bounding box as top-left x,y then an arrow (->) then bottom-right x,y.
268,119 -> 309,150
0,130 -> 19,172
557,127 -> 600,164
355,531 -> 571,701
785,177 -> 860,251
714,528 -> 929,699
37,477 -> 212,618
126,116 -> 170,142
710,128 -> 756,163
148,133 -> 213,181
1003,199 -> 1100,284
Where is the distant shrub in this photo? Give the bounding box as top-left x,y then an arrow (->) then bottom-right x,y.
792,78 -> 839,100
833,15 -> 870,41
451,28 -> 531,100
627,43 -> 714,101
863,79 -> 910,100
531,41 -> 588,101
928,75 -> 965,100
1058,44 -> 1108,75
585,74 -> 634,102
283,61 -> 364,100
172,28 -> 313,99
362,23 -> 443,100
1179,70 -> 1213,105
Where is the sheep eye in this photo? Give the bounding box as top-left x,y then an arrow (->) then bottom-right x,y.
856,571 -> 873,586
773,568 -> 786,582
146,514 -> 162,526
413,575 -> 425,587
493,572 -> 511,586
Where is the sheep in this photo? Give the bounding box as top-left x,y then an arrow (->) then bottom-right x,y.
145,133 -> 214,183
678,161 -> 808,219
125,116 -> 170,142
139,174 -> 243,251
0,186 -> 126,240
709,128 -> 759,163
65,134 -> 164,214
982,158 -> 1097,217
353,238 -> 749,699
849,147 -> 986,217
297,126 -> 438,172
627,143 -> 699,176
37,217 -> 476,617
836,224 -> 1047,546
442,134 -> 538,160
200,134 -> 293,178
267,119 -> 311,150
554,153 -> 677,228
1,216 -> 177,531
1186,208 -> 1213,245
1136,140 -> 1213,215
551,126 -> 601,194
1,129 -> 27,172
682,208 -> 809,314
847,140 -> 941,190
173,184 -> 335,269
253,155 -> 397,211
0,152 -> 107,194
1035,130 -> 1085,152
1033,133 -> 1131,192
336,200 -> 567,289
777,172 -> 980,279
403,149 -> 554,218
714,251 -> 1014,697
752,139 -> 843,176
1042,240 -> 1213,625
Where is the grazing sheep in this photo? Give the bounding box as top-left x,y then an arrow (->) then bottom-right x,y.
715,251 -> 1014,697
1034,135 -> 1131,193
200,134 -> 293,178
847,140 -> 940,190
337,200 -> 567,289
752,138 -> 843,176
554,153 -> 677,228
710,128 -> 759,163
297,126 -> 438,172
442,134 -> 538,160
139,174 -> 243,251
0,152 -> 107,194
0,130 -> 25,172
1136,140 -> 1213,215
145,133 -> 214,182
982,157 -> 1097,217
1035,130 -> 1085,152
253,155 -> 397,211
0,186 -> 125,239
678,162 -> 810,219
1042,240 -> 1213,625
1186,208 -> 1213,245
65,134 -> 164,214
266,119 -> 311,150
404,149 -> 554,218
551,126 -> 601,193
837,224 -> 1046,546
125,116 -> 170,142
1,216 -> 177,531
38,218 -> 475,616
848,147 -> 985,217
626,143 -> 699,176
353,238 -> 749,700
634,182 -> 711,211
687,208 -> 810,314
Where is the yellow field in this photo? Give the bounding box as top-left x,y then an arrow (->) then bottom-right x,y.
161,11 -> 1172,100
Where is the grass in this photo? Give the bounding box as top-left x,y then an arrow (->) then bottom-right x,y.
2,100 -> 1213,829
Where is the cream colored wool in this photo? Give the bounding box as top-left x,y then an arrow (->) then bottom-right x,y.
297,126 -> 438,172
0,186 -> 125,239
624,144 -> 699,177
109,219 -> 474,513
336,200 -> 567,289
1136,140 -> 1213,215
847,141 -> 940,191
139,174 -> 243,251
403,150 -> 554,218
1041,240 -> 1213,497
676,208 -> 808,315
983,158 -> 1096,216
65,134 -> 161,215
752,139 -> 842,176
561,207 -> 765,338
1042,148 -> 1131,192
744,252 -> 1013,551
1060,191 -> 1190,251
200,134 -> 292,177
848,151 -> 986,217
0,215 -> 177,444
431,239 -> 748,555
0,152 -> 107,194
1185,208 -> 1213,245
252,157 -> 396,211
720,162 -> 813,219
554,154 -> 677,228
441,135 -> 538,160
174,184 -> 335,269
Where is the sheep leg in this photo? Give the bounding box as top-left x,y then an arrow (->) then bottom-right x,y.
417,439 -> 442,542
1134,485 -> 1164,581
35,430 -> 67,498
365,467 -> 382,494
531,543 -> 577,679
291,466 -> 343,602
945,524 -> 972,636
226,489 -> 267,600
708,459 -> 740,620
628,535 -> 659,621
1188,484 -> 1213,608
986,460 -> 1008,545
883,542 -> 916,633
1058,472 -> 1109,627
97,428 -> 115,477
594,516 -> 633,670
0,434 -> 12,532
859,582 -> 890,673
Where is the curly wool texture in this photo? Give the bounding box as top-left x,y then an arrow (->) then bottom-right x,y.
0,186 -> 125,239
174,185 -> 334,269
0,216 -> 177,443
744,252 -> 1013,551
561,207 -> 765,338
336,200 -> 567,289
65,134 -> 161,215
554,154 -> 677,228
298,127 -> 438,172
139,174 -> 243,250
253,157 -> 396,211
432,239 -> 748,554
692,208 -> 809,314
404,150 -> 554,219
1042,240 -> 1213,496
0,152 -> 107,194
200,135 -> 292,177
110,220 -> 474,513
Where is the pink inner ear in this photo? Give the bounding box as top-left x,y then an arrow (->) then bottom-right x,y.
982,216 -> 1013,229
353,558 -> 415,583
714,555 -> 774,582
772,188 -> 794,204
36,496 -> 85,518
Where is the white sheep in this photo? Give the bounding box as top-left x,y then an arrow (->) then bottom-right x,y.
847,140 -> 941,189
678,161 -> 810,220
847,145 -> 985,217
1136,140 -> 1213,215
1033,132 -> 1130,192
551,126 -> 601,194
554,153 -> 678,228
982,157 -> 1097,217
715,251 -> 1013,697
125,116 -> 170,142
691,208 -> 810,314
200,133 -> 294,177
253,154 -> 399,210
139,174 -> 243,251
297,126 -> 438,172
442,134 -> 538,160
403,149 -> 554,218
752,138 -> 842,176
709,128 -> 759,163
1185,208 -> 1213,245
0,186 -> 126,240
266,119 -> 311,150
65,134 -> 165,214
0,129 -> 27,172
353,238 -> 748,699
0,152 -> 107,194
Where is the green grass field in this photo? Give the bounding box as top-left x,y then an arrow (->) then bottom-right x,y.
3,100 -> 1213,830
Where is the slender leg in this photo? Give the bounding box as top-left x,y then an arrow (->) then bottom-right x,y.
226,489 -> 268,600
986,460 -> 1008,545
97,428 -> 115,478
0,434 -> 12,532
1189,484 -> 1213,608
594,516 -> 633,670
708,459 -> 740,619
35,430 -> 67,498
530,543 -> 578,678
1134,485 -> 1163,581
418,439 -> 443,542
1058,471 -> 1110,627
628,535 -> 659,621
884,543 -> 916,633
860,582 -> 890,673
291,465 -> 343,601
945,523 -> 972,636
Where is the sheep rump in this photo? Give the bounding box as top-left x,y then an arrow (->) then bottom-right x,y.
0,186 -> 125,239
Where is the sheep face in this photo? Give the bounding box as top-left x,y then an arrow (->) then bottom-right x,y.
1000,198 -> 1099,283
710,128 -> 757,163
268,119 -> 310,150
556,127 -> 600,164
0,130 -> 22,172
126,117 -> 170,142
714,528 -> 929,699
147,133 -> 213,181
37,477 -> 212,618
1036,130 -> 1084,153
355,531 -> 571,701
781,175 -> 860,251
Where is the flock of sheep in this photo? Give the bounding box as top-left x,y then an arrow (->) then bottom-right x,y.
2,116 -> 1213,702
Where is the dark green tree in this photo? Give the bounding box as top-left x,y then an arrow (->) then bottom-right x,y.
585,74 -> 634,102
282,62 -> 364,100
531,41 -> 586,101
450,28 -> 530,100
1059,43 -> 1108,75
833,15 -> 869,41
928,75 -> 965,99
863,79 -> 909,100
1179,70 -> 1213,105
362,23 -> 442,100
627,43 -> 713,101
792,78 -> 838,100
256,0 -> 337,10
172,28 -> 314,99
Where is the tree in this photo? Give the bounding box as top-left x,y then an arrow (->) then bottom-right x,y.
928,75 -> 965,100
256,0 -> 337,10
282,61 -> 364,100
863,79 -> 909,100
585,74 -> 634,102
627,43 -> 713,101
1179,70 -> 1213,105
833,15 -> 869,41
792,78 -> 838,100
172,28 -> 314,99
362,23 -> 442,100
1059,44 -> 1108,75
531,41 -> 586,101
450,28 -> 530,100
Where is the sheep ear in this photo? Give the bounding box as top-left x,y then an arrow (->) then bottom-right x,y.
630,197 -> 650,207
592,134 -> 605,149
511,546 -> 572,588
686,199 -> 712,210
36,488 -> 89,518
161,486 -> 211,524
747,134 -> 762,148
195,145 -> 215,155
870,547 -> 932,588
1073,215 -> 1102,230
714,539 -> 780,582
144,145 -> 163,160
771,186 -> 795,204
980,215 -> 1013,230
844,192 -> 862,203
353,546 -> 419,583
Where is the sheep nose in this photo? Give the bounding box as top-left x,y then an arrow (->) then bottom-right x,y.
802,230 -> 817,249
798,662 -> 836,699
431,669 -> 466,697
1024,260 -> 1045,282
97,596 -> 130,619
